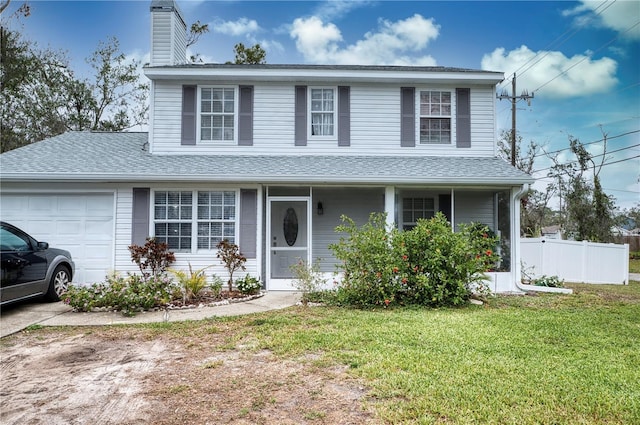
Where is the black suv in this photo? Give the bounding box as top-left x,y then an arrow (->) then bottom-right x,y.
1,221 -> 75,305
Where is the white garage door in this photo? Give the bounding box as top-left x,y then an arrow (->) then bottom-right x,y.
0,193 -> 114,285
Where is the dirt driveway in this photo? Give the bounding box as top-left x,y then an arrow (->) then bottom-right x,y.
0,324 -> 379,424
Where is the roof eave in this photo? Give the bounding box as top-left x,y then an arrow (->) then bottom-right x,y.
143,67 -> 504,85
0,173 -> 534,186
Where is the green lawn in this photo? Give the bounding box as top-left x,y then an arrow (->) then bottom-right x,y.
141,281 -> 640,424
629,258 -> 640,273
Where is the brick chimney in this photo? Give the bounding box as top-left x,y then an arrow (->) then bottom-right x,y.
150,0 -> 187,66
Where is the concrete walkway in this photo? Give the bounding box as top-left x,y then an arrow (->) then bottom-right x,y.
1,292 -> 300,338
630,273 -> 640,281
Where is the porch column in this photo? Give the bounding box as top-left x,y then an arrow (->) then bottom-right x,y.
384,186 -> 395,228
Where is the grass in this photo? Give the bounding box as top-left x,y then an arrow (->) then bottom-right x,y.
126,280 -> 640,424
629,258 -> 640,273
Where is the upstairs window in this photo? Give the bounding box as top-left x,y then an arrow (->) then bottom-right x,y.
419,91 -> 451,144
310,88 -> 335,137
200,88 -> 235,141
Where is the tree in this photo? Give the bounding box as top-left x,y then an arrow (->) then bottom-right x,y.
498,130 -> 555,236
1,26 -> 148,152
549,132 -> 616,242
226,43 -> 267,64
187,20 -> 209,63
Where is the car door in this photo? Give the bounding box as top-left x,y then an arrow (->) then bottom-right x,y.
1,224 -> 49,303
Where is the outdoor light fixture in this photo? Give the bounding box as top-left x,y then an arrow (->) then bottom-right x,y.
317,202 -> 324,215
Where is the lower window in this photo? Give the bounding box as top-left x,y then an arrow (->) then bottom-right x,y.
402,197 -> 435,230
154,190 -> 237,252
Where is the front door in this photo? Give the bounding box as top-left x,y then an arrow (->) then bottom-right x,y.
268,198 -> 310,290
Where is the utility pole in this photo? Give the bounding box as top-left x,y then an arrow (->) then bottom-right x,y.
497,73 -> 534,166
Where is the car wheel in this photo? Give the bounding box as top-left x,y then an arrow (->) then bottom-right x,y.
45,266 -> 71,302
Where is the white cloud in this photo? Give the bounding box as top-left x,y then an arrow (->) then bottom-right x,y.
290,14 -> 439,65
314,0 -> 374,21
481,45 -> 618,98
563,0 -> 640,40
212,18 -> 261,37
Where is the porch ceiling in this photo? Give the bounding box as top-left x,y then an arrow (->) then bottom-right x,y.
0,132 -> 533,186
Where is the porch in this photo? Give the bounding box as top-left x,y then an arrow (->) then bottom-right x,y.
261,185 -> 521,293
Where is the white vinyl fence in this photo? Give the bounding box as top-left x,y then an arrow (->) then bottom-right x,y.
521,238 -> 629,285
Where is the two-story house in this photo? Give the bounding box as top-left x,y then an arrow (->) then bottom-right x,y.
0,0 -> 533,293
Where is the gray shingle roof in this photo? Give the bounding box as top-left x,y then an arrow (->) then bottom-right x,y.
0,132 -> 533,185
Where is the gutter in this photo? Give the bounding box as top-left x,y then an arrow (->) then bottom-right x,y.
512,183 -> 573,295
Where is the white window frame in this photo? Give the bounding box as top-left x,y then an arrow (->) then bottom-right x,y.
152,189 -> 239,253
197,85 -> 238,144
308,86 -> 337,140
419,90 -> 452,145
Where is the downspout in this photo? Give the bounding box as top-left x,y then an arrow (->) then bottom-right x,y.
512,184 -> 573,294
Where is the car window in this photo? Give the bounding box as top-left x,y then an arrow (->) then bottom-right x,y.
0,227 -> 31,252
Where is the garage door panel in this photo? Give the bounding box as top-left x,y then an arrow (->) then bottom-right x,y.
28,197 -> 55,212
85,219 -> 113,238
0,193 -> 115,286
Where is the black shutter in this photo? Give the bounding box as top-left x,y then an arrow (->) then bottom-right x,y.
401,87 -> 415,147
239,189 -> 257,259
456,88 -> 471,148
131,188 -> 150,245
238,85 -> 254,146
295,86 -> 307,146
338,86 -> 350,146
181,85 -> 197,145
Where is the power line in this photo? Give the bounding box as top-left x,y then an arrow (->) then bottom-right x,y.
526,129 -> 640,160
533,19 -> 640,95
532,152 -> 640,174
497,0 -> 614,92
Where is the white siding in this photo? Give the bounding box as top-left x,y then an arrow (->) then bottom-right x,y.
150,8 -> 186,66
114,187 -> 136,275
150,82 -> 498,157
311,187 -> 385,271
454,191 -> 495,229
151,13 -> 172,66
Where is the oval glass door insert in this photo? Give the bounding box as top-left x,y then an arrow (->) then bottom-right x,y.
283,207 -> 299,246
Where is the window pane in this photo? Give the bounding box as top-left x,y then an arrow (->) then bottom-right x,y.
155,191 -> 166,204
181,206 -> 192,219
167,206 -> 179,219
155,223 -> 167,236
224,206 -> 235,220
212,128 -> 222,140
198,222 -> 209,236
223,191 -> 234,204
154,206 -> 166,220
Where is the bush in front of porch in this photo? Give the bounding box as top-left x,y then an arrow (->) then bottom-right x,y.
329,212 -> 498,308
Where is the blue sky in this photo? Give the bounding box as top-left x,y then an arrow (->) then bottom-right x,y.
3,0 -> 639,210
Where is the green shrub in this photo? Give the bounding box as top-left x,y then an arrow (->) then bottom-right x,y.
169,263 -> 209,302
329,212 -> 497,308
62,272 -> 176,316
330,213 -> 401,307
290,259 -> 327,305
235,274 -> 262,295
531,275 -> 564,288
